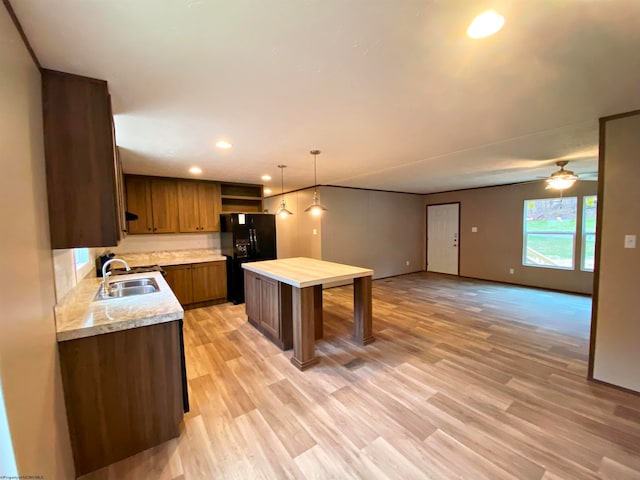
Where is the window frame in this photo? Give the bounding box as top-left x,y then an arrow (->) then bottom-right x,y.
522,197 -> 578,271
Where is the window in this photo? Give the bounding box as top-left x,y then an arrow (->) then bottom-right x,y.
73,248 -> 90,271
523,197 -> 577,269
582,195 -> 597,271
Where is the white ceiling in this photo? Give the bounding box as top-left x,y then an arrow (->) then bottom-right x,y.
12,0 -> 640,194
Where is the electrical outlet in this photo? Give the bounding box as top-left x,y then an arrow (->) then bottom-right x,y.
624,234 -> 636,248
312,228 -> 318,236
509,268 -> 514,274
472,226 -> 478,232
406,260 -> 410,266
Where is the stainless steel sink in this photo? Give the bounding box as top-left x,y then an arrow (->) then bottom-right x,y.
109,278 -> 157,289
94,277 -> 160,301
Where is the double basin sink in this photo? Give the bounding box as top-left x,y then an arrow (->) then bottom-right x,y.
94,277 -> 160,301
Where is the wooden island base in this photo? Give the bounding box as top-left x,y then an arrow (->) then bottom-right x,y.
243,258 -> 374,370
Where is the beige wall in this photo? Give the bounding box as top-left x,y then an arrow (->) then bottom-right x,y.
0,5 -> 75,478
592,112 -> 640,392
265,189 -> 322,260
265,186 -> 424,281
424,181 -> 597,294
321,187 -> 424,279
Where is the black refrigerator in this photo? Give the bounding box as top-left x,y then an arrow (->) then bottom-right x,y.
220,213 -> 277,304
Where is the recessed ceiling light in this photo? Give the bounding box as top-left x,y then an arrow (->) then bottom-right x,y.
216,140 -> 232,149
261,174 -> 272,181
467,10 -> 505,39
189,166 -> 202,174
264,188 -> 272,195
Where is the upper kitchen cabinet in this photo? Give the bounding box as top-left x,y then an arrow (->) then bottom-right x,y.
42,69 -> 124,248
220,183 -> 263,213
125,176 -> 179,234
177,181 -> 221,232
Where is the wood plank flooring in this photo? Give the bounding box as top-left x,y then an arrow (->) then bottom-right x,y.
80,273 -> 640,480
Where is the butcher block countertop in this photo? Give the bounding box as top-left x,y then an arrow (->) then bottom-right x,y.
118,248 -> 225,267
55,271 -> 183,342
242,257 -> 373,288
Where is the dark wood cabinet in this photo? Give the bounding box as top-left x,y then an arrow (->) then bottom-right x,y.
243,270 -> 292,349
42,69 -> 124,248
164,261 -> 226,308
125,176 -> 178,234
58,321 -> 186,476
177,181 -> 221,233
163,264 -> 193,305
192,261 -> 227,303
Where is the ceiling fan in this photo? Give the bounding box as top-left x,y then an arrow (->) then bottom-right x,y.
545,161 -> 579,190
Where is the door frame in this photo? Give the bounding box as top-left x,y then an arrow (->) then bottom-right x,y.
425,202 -> 461,276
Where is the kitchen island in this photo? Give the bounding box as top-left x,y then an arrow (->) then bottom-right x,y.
54,271 -> 187,476
242,257 -> 374,370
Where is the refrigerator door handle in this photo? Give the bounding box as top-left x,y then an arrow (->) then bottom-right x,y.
252,229 -> 259,256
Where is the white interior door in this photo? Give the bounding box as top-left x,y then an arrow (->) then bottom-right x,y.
427,203 -> 459,275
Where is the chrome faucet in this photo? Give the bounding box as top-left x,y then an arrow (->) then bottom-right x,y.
101,258 -> 131,293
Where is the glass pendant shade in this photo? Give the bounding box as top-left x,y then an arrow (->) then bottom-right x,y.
276,165 -> 293,218
305,150 -> 328,215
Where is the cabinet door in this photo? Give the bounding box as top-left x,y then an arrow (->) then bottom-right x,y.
42,70 -> 120,248
192,261 -> 226,303
177,181 -> 201,233
150,179 -> 178,233
260,277 -> 280,338
125,176 -> 153,234
198,182 -> 221,232
164,265 -> 193,305
244,271 -> 261,323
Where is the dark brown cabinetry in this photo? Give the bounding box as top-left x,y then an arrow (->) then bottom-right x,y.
125,176 -> 179,234
58,321 -> 186,476
164,261 -> 227,308
244,270 -> 292,349
42,69 -> 124,248
177,181 -> 221,232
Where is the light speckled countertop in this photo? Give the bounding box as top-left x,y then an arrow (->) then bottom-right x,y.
243,257 -> 373,288
118,248 -> 226,267
55,271 -> 183,342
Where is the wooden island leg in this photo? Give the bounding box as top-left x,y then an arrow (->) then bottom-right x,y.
353,275 -> 374,345
291,286 -> 320,370
314,284 -> 323,340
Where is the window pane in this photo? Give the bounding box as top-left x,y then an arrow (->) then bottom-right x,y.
74,248 -> 90,270
583,195 -> 597,233
524,197 -> 577,233
582,233 -> 596,271
582,195 -> 597,271
524,233 -> 575,268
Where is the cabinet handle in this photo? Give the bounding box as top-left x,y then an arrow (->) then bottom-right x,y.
147,227 -> 152,231
153,228 -> 157,231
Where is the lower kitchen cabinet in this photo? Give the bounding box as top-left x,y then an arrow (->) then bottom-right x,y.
58,320 -> 187,476
164,261 -> 227,308
244,270 -> 292,349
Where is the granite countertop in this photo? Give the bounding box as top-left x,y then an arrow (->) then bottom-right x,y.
117,248 -> 226,267
242,257 -> 373,288
55,271 -> 183,342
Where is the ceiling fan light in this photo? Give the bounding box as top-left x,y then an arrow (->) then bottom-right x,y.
545,175 -> 578,190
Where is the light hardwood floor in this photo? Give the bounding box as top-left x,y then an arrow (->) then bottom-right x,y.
80,273 -> 640,480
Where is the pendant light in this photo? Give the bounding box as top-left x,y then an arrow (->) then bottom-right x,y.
276,165 -> 293,218
304,150 -> 328,216
545,161 -> 578,190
